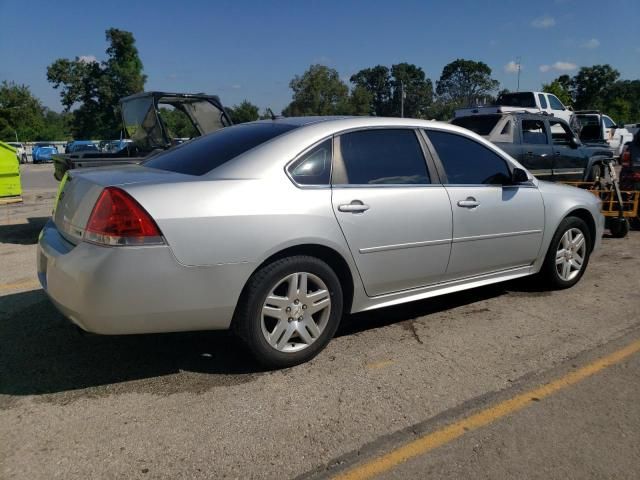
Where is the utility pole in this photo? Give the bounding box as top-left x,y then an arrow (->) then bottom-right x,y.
400,80 -> 405,118
516,56 -> 521,92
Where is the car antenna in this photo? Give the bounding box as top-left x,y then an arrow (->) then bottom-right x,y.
267,108 -> 277,120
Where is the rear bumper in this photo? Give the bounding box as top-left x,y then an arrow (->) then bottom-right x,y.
37,219 -> 253,335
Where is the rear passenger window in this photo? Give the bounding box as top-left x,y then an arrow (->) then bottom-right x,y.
522,120 -> 548,145
426,130 -> 511,185
288,139 -> 332,185
335,129 -> 429,185
538,94 -> 548,109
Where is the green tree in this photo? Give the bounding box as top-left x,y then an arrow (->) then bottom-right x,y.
350,65 -> 392,116
602,80 -> 640,124
389,63 -> 433,118
348,85 -> 373,116
227,100 -> 260,123
282,64 -> 350,116
436,59 -> 499,107
0,81 -> 45,141
158,107 -> 198,138
542,77 -> 573,106
47,28 -> 146,138
570,64 -> 619,110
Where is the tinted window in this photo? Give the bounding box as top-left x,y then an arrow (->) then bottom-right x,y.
496,92 -> 536,108
426,130 -> 511,185
522,119 -> 548,145
336,129 -> 429,185
451,115 -> 501,136
603,116 -> 615,128
538,93 -> 548,109
548,95 -> 565,110
549,120 -> 573,145
288,139 -> 331,185
144,123 -> 297,176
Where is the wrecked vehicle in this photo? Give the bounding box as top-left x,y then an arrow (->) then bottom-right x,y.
53,91 -> 232,180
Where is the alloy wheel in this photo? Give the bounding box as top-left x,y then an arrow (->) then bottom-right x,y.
260,272 -> 331,353
555,228 -> 586,281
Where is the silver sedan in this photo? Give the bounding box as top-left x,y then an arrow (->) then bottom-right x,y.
38,117 -> 604,367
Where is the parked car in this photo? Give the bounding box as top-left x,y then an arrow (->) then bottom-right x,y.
52,91 -> 232,180
66,141 -> 99,153
455,91 -> 574,125
451,112 -> 613,181
574,111 -> 634,159
32,144 -> 59,163
6,142 -> 27,163
620,129 -> 640,191
38,117 -> 604,367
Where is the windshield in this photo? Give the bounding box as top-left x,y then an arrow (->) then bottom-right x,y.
496,92 -> 536,108
144,123 -> 298,176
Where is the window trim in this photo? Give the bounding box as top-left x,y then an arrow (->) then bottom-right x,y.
422,128 -> 518,187
284,136 -> 334,188
330,127 -> 437,187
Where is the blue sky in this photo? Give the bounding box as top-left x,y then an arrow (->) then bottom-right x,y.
1,0 -> 638,113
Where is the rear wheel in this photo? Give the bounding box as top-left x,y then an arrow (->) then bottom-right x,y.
608,217 -> 630,238
234,255 -> 343,368
540,217 -> 591,289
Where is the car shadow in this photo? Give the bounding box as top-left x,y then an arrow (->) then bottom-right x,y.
0,217 -> 49,245
0,278 -> 545,397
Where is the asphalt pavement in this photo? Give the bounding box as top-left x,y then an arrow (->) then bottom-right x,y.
1,163 -> 639,479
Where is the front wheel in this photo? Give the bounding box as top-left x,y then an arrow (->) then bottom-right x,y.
234,255 -> 343,368
540,217 -> 591,289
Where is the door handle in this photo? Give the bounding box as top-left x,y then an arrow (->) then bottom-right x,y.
457,197 -> 480,208
338,201 -> 370,213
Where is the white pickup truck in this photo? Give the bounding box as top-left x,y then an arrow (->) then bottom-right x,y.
575,111 -> 634,158
455,91 -> 574,125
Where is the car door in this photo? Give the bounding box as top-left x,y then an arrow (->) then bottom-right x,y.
331,128 -> 452,297
546,94 -> 572,124
519,118 -> 553,179
423,129 -> 544,280
548,119 -> 586,180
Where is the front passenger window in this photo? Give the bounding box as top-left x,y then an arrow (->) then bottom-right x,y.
426,130 -> 512,185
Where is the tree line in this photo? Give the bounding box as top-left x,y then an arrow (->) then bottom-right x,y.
1,28 -> 639,142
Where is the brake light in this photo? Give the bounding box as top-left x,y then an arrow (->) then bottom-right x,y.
620,147 -> 631,168
85,187 -> 164,246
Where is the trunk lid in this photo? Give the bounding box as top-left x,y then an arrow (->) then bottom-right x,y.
53,164 -> 187,244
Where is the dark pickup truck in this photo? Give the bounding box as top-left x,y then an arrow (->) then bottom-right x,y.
53,91 -> 232,180
451,112 -> 613,181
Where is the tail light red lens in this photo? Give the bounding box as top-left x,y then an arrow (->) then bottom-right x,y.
85,187 -> 164,246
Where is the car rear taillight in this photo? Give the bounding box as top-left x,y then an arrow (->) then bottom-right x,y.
620,146 -> 631,168
85,187 -> 164,246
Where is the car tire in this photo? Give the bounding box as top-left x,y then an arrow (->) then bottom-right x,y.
588,164 -> 602,182
234,255 -> 343,369
540,216 -> 591,289
608,217 -> 630,238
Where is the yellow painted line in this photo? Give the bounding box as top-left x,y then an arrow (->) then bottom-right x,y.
366,360 -> 395,370
0,279 -> 41,293
334,338 -> 640,480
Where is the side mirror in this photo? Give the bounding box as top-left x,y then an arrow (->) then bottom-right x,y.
511,167 -> 529,184
570,136 -> 581,148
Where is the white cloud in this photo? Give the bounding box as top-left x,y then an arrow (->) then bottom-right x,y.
78,55 -> 97,64
539,61 -> 577,73
531,16 -> 556,28
231,84 -> 241,89
504,61 -> 521,73
581,38 -> 600,49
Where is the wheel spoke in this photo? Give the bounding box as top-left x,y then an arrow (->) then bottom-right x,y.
561,231 -> 571,249
296,323 -> 313,344
268,319 -> 288,347
555,249 -> 566,265
286,273 -> 299,299
562,260 -> 571,279
308,296 -> 330,315
305,288 -> 328,302
265,294 -> 289,308
262,305 -> 285,319
276,323 -> 296,349
304,318 -> 321,338
573,234 -> 585,251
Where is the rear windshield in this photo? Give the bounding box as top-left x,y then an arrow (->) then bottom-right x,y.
144,123 -> 298,176
451,115 -> 501,136
496,92 -> 536,108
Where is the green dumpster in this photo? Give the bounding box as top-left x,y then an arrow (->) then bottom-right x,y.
0,141 -> 22,199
